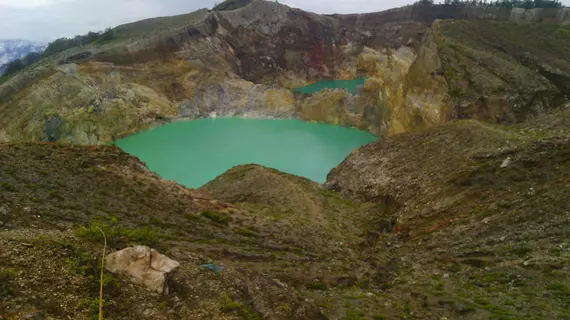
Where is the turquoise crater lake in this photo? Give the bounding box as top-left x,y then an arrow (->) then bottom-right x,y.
292,78 -> 365,94
115,118 -> 377,188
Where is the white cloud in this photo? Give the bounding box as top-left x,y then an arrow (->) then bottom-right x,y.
0,0 -> 213,41
0,0 -> 70,8
283,0 -> 408,13
280,1 -> 299,8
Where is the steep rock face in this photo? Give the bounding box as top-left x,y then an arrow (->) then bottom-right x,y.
354,39 -> 453,135
0,62 -> 176,143
2,2 -> 570,143
438,20 -> 570,123
327,120 -> 526,203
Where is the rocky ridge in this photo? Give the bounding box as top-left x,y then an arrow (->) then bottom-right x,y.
2,1 -> 570,143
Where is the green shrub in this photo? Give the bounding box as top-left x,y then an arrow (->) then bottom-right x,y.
344,309 -> 366,320
49,190 -> 64,201
201,211 -> 233,226
236,226 -> 260,237
450,263 -> 461,273
547,283 -> 570,298
512,246 -> 532,257
0,268 -> 17,297
306,281 -> 328,291
1,182 -> 16,192
221,297 -> 261,320
75,217 -> 159,248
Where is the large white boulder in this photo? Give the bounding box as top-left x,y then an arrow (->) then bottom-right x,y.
105,246 -> 180,294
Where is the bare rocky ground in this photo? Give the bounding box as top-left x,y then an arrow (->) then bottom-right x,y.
1,107 -> 569,319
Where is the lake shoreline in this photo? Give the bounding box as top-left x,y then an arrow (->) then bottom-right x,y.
115,118 -> 378,188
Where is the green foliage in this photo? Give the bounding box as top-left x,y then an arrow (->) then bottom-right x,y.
450,263 -> 462,273
54,238 -> 119,302
1,182 -> 16,192
0,268 -> 17,298
201,211 -> 233,226
344,309 -> 366,320
89,298 -> 101,320
0,74 -> 10,84
46,233 -> 119,319
43,28 -> 115,57
101,28 -> 115,42
3,268 -> 17,278
235,226 -> 260,237
75,217 -> 159,248
306,281 -> 328,291
276,304 -> 292,315
184,212 -> 201,221
49,190 -> 64,201
511,246 -> 532,257
448,87 -> 462,99
473,297 -> 513,317
221,296 -> 261,320
547,283 -> 570,297
1,51 -> 42,78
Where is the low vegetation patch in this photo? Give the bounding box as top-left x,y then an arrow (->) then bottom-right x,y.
75,216 -> 159,248
235,226 -> 260,237
201,211 -> 233,226
0,268 -> 17,298
306,281 -> 328,291
221,296 -> 261,320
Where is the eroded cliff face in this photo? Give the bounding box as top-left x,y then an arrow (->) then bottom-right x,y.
1,1 -> 570,144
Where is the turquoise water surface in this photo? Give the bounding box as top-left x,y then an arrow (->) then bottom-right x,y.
292,78 -> 365,94
115,118 -> 377,188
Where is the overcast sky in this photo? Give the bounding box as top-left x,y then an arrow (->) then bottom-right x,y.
0,0 -> 413,42
1,0 -> 569,42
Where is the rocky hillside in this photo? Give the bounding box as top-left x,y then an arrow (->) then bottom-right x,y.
2,107 -> 569,319
2,1 -> 570,319
1,1 -> 570,144
0,143 -> 359,319
327,107 -> 570,319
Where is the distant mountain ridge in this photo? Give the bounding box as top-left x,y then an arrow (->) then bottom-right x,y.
0,39 -> 46,75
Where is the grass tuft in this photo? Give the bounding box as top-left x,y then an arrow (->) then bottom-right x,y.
201,211 -> 233,226
75,217 -> 159,248
221,296 -> 261,320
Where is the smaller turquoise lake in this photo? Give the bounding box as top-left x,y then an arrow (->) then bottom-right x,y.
115,118 -> 377,188
292,78 -> 365,94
